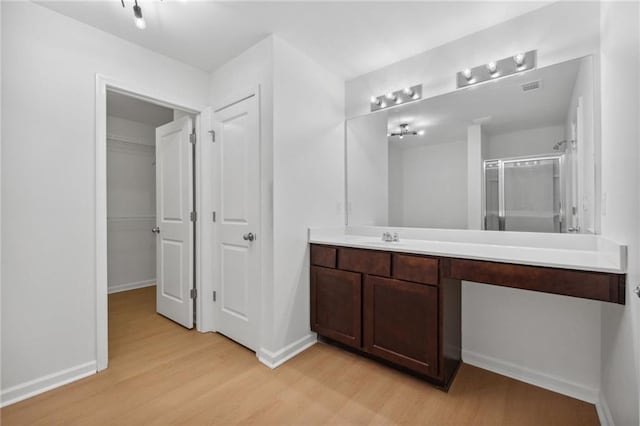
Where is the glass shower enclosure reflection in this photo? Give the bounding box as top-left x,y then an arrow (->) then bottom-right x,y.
484,155 -> 564,233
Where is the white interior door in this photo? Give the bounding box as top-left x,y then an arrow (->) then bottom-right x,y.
155,116 -> 194,328
213,95 -> 260,351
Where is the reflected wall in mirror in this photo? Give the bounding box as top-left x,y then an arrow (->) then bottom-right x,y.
346,55 -> 597,234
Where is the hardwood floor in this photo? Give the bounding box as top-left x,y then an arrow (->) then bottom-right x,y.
2,286 -> 599,425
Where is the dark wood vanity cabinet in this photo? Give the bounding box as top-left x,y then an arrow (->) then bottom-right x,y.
310,242 -> 625,390
364,275 -> 439,377
310,266 -> 362,348
310,245 -> 461,388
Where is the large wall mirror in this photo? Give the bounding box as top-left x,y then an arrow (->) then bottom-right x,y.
346,55 -> 598,234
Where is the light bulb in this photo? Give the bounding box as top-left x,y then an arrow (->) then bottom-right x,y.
486,62 -> 497,75
514,52 -> 525,67
135,16 -> 146,29
385,92 -> 395,100
395,98 -> 403,104
403,87 -> 414,96
462,68 -> 472,80
417,130 -> 425,136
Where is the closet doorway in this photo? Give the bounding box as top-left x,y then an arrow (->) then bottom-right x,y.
106,90 -> 197,359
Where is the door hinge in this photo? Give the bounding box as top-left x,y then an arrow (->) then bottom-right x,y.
190,211 -> 197,222
212,211 -> 216,222
190,288 -> 197,299
208,130 -> 216,142
213,291 -> 217,302
189,131 -> 196,144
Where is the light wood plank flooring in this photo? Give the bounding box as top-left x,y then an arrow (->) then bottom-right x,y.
2,286 -> 599,425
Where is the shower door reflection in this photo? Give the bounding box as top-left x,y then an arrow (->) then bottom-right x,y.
484,155 -> 564,233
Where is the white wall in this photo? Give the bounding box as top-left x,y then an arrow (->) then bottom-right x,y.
599,2 -> 640,425
467,125 -> 486,230
106,116 -> 157,293
346,2 -> 601,118
271,36 -> 345,352
388,144 -> 403,226
565,56 -> 597,234
486,125 -> 563,159
0,0 -> 3,399
1,1 -> 208,399
208,36 -> 345,360
346,112 -> 388,226
389,141 -> 467,229
345,1 -> 603,401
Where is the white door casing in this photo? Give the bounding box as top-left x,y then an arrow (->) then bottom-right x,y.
212,95 -> 260,351
155,116 -> 194,329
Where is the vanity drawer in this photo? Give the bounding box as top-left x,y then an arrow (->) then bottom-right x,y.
338,248 -> 391,277
311,245 -> 337,268
393,254 -> 439,285
449,258 -> 624,303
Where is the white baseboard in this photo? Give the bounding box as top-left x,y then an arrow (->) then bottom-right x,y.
258,333 -> 317,369
1,361 -> 96,408
596,391 -> 614,426
108,279 -> 155,294
462,349 -> 599,404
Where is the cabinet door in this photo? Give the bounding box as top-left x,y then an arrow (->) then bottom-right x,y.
364,276 -> 438,377
311,266 -> 362,348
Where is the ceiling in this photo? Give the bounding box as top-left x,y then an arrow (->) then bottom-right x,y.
107,91 -> 174,126
384,56 -> 583,149
36,1 -> 550,80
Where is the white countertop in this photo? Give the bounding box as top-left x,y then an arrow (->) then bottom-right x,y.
309,226 -> 627,274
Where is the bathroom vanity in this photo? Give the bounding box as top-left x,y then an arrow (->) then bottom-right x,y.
309,227 -> 626,389
319,53 -> 628,391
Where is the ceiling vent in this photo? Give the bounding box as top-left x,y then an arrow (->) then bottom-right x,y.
521,80 -> 542,92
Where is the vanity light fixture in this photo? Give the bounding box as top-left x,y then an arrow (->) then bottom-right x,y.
388,123 -> 424,138
457,50 -> 537,89
370,84 -> 422,112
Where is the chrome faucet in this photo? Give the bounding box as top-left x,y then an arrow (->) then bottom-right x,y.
381,232 -> 400,242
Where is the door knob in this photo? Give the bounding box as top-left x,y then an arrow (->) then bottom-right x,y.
151,226 -> 160,234
634,285 -> 640,299
243,232 -> 255,242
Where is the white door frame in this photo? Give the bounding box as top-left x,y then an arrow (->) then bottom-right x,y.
95,74 -> 206,371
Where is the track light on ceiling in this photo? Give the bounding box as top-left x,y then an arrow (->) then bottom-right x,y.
388,123 -> 424,139
122,0 -> 146,30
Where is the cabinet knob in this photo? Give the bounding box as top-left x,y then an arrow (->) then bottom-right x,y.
151,226 -> 160,234
634,285 -> 640,299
